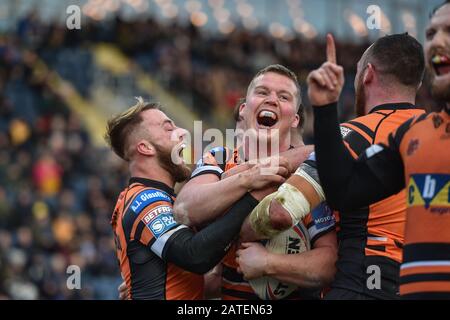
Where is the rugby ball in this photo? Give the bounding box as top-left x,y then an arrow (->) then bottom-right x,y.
248,223 -> 311,300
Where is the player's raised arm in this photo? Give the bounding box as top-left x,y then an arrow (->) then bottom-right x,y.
310,34 -> 404,210
307,34 -> 345,107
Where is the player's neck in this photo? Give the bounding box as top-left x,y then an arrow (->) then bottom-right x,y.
366,95 -> 416,113
129,159 -> 175,189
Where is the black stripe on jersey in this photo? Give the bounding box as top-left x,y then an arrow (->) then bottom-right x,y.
366,244 -> 386,252
221,288 -> 259,300
392,113 -> 428,148
403,243 -> 450,263
370,103 -> 418,113
343,128 -> 371,156
223,265 -> 245,283
402,291 -> 450,299
400,273 -> 450,285
133,221 -> 146,242
122,208 -> 137,244
372,110 -> 395,144
394,240 -> 403,249
346,121 -> 375,141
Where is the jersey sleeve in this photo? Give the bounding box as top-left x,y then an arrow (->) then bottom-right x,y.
129,188 -> 187,258
302,202 -> 336,245
359,114 -> 419,191
190,146 -> 230,179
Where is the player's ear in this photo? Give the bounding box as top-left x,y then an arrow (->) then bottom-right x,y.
239,101 -> 246,117
417,80 -> 423,90
291,114 -> 300,128
363,63 -> 375,85
136,140 -> 155,156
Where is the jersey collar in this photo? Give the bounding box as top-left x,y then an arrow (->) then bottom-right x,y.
128,177 -> 175,196
369,102 -> 418,114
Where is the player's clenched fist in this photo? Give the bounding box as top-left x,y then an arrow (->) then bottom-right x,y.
307,34 -> 345,106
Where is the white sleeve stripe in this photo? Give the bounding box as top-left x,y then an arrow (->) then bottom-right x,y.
365,144 -> 384,158
191,165 -> 223,177
150,225 -> 188,258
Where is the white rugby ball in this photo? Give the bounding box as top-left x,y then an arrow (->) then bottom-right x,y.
248,223 -> 311,300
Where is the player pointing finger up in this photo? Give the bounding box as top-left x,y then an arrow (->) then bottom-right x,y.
307,34 -> 345,106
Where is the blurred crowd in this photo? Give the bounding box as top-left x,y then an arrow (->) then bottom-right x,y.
0,11 -> 439,299
0,14 -> 127,298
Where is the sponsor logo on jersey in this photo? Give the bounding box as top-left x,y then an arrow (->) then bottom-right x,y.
340,126 -> 352,138
408,174 -> 450,211
311,203 -> 335,228
141,205 -> 172,224
131,189 -> 172,214
147,213 -> 178,238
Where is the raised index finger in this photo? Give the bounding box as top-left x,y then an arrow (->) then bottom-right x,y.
326,33 -> 337,64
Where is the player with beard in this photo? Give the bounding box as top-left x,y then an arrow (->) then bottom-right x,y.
237,34 -> 425,300
106,98 -> 287,299
311,1 -> 450,299
323,33 -> 425,300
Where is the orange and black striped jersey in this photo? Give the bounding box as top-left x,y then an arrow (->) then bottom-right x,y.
333,103 -> 425,299
111,177 -> 203,300
192,147 -> 336,300
392,110 -> 450,299
313,103 -> 450,299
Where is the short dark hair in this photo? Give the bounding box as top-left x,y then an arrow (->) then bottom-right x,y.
365,33 -> 425,88
430,0 -> 450,18
105,97 -> 161,161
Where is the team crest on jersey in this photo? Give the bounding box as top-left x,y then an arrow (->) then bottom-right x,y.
147,213 -> 178,238
408,174 -> 450,212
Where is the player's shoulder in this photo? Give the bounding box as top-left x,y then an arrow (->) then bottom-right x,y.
200,146 -> 233,165
191,146 -> 235,178
302,151 -> 317,168
391,112 -> 429,145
